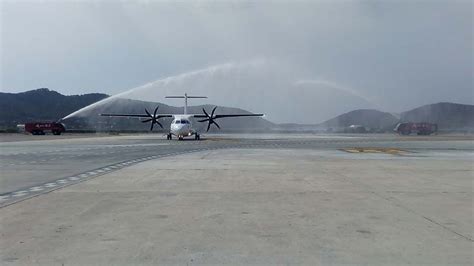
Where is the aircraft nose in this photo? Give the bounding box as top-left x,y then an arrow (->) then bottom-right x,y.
172,124 -> 186,133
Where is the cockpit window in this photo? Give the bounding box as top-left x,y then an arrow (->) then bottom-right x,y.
175,120 -> 181,124
181,120 -> 189,124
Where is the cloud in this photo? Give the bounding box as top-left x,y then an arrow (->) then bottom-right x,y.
3,0 -> 473,122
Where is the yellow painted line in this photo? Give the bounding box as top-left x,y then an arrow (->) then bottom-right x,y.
341,147 -> 407,154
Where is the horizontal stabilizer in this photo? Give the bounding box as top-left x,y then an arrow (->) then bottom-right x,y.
165,96 -> 207,99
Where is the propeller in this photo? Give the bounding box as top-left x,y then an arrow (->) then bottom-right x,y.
198,106 -> 221,132
141,106 -> 163,131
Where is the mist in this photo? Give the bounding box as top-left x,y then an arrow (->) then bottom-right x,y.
64,59 -> 378,124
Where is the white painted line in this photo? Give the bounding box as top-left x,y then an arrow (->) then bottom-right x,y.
57,180 -> 68,184
30,187 -> 43,192
68,176 -> 79,181
44,183 -> 57,188
12,192 -> 28,197
79,174 -> 88,178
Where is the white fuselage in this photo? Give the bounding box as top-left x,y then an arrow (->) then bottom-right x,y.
170,115 -> 196,138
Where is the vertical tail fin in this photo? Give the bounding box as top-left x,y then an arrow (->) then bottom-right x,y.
165,93 -> 207,114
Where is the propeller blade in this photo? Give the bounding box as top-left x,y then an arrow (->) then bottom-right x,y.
145,108 -> 152,117
202,108 -> 209,117
214,121 -> 221,129
211,106 -> 217,117
143,105 -> 162,131
198,119 -> 210,123
207,122 -> 211,132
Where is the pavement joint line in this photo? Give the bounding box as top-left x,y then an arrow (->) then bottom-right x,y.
0,143 -> 318,208
334,167 -> 474,243
0,148 -> 218,208
0,195 -> 11,201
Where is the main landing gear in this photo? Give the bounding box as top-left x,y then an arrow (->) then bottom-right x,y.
167,133 -> 201,141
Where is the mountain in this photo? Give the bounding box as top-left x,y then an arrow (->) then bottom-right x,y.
2,89 -> 472,132
401,102 -> 474,130
64,97 -> 274,132
0,89 -> 273,132
0,88 -> 108,128
318,109 -> 399,132
316,102 -> 474,132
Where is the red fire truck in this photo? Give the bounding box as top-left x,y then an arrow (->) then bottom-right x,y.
394,122 -> 437,135
24,122 -> 66,135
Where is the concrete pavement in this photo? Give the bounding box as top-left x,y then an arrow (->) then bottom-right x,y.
1,147 -> 472,265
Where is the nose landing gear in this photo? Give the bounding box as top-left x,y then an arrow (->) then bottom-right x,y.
194,133 -> 201,140
166,133 -> 172,140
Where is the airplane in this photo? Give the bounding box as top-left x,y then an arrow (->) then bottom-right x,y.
100,93 -> 264,140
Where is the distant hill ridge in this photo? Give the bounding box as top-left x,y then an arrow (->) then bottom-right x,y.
1,89 -> 472,132
0,88 -> 272,131
400,102 -> 474,130
317,102 -> 474,131
318,109 -> 398,131
73,97 -> 273,132
0,88 -> 108,128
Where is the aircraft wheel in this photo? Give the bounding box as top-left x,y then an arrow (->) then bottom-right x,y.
195,134 -> 200,140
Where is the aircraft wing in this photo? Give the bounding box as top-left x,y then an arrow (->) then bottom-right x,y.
192,114 -> 264,119
100,114 -> 174,118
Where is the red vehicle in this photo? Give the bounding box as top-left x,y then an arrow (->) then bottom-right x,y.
394,122 -> 437,135
25,122 -> 66,135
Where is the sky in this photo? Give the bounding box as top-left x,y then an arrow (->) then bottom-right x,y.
1,0 -> 472,123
